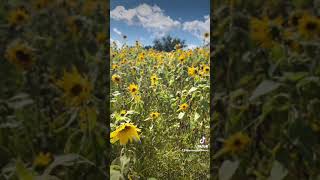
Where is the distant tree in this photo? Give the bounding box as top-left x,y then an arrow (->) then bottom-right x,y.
144,45 -> 152,50
152,35 -> 186,52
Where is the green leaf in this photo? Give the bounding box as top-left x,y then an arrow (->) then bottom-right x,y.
110,165 -> 123,180
120,154 -> 130,175
15,160 -> 34,180
178,112 -> 185,119
194,112 -> 200,121
219,160 -> 239,180
41,154 -> 94,177
249,80 -> 281,101
188,87 -> 198,94
267,161 -> 288,180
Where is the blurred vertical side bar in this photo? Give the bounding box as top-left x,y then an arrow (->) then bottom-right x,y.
106,0 -> 111,179
210,0 -> 215,178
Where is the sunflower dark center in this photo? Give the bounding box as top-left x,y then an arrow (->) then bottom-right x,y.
292,16 -> 300,26
233,139 -> 242,147
71,84 -> 83,96
74,19 -> 82,28
131,88 -> 137,92
16,50 -> 31,63
16,14 -> 25,22
120,126 -> 131,132
270,26 -> 281,40
306,22 -> 317,31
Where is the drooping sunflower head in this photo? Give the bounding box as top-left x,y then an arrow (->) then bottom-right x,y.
56,66 -> 93,107
8,8 -> 30,27
179,103 -> 189,111
298,14 -> 320,39
5,41 -> 35,70
128,83 -> 139,95
150,112 -> 160,119
110,123 -> 141,145
223,132 -> 251,154
111,74 -> 121,84
204,32 -> 210,39
33,152 -> 53,168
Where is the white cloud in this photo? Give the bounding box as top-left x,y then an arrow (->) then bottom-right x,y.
110,4 -> 180,37
113,28 -> 122,36
110,38 -> 122,47
183,15 -> 210,41
186,44 -> 198,50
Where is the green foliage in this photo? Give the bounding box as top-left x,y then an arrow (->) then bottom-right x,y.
212,0 -> 320,179
152,35 -> 186,52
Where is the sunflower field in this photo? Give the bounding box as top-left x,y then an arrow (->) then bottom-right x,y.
110,41 -> 210,179
212,0 -> 320,179
0,0 -> 108,179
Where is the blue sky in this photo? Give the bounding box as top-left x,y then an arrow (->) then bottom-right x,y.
110,0 -> 210,49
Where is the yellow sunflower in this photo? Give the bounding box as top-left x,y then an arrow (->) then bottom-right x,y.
298,14 -> 320,39
128,83 -> 139,95
188,66 -> 198,77
111,74 -> 121,84
138,53 -> 145,62
112,64 -> 119,70
179,103 -> 189,111
250,16 -> 283,48
150,112 -> 160,119
7,8 -> 29,27
202,65 -> 210,75
178,54 -> 186,63
5,41 -> 35,70
223,132 -> 251,154
150,74 -> 158,86
56,66 -> 93,107
288,11 -> 305,27
110,123 -> 141,145
33,152 -> 53,167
